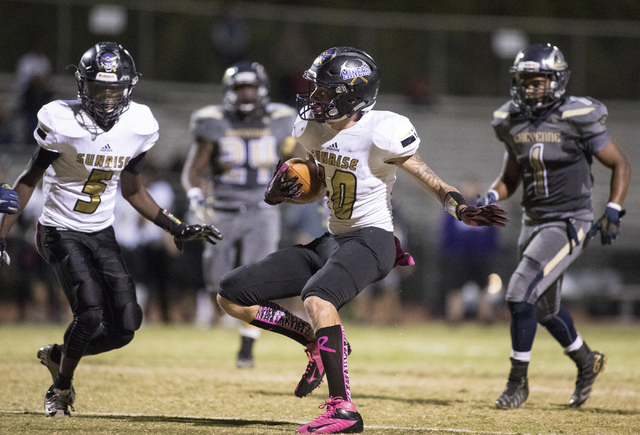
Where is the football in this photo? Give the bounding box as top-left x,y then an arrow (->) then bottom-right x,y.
284,158 -> 324,204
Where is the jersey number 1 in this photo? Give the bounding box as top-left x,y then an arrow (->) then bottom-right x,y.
529,143 -> 549,198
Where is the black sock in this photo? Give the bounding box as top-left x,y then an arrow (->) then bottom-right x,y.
316,325 -> 351,401
50,344 -> 62,365
54,373 -> 72,391
238,336 -> 254,358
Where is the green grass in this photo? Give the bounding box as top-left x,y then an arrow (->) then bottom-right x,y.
1,322 -> 639,434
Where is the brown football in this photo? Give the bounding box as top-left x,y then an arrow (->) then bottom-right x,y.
284,158 -> 324,204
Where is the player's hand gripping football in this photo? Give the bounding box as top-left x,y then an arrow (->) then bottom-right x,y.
173,223 -> 223,251
587,206 -> 625,245
0,183 -> 19,214
458,204 -> 508,227
264,160 -> 303,205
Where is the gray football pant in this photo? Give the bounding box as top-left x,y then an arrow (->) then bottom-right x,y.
203,206 -> 280,293
506,219 -> 592,310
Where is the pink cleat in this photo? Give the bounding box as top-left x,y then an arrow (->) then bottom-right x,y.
295,342 -> 325,398
297,397 -> 363,434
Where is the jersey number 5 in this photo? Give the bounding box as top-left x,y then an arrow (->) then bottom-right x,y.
74,169 -> 114,214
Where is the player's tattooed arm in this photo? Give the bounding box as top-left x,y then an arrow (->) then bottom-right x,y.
393,152 -> 457,203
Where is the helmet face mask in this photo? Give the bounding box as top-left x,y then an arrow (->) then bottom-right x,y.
222,62 -> 269,116
510,43 -> 570,114
297,47 -> 380,122
76,42 -> 138,130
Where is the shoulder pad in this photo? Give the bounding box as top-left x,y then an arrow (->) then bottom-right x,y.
265,103 -> 296,120
559,96 -> 608,124
192,105 -> 225,121
125,102 -> 159,135
492,100 -> 518,123
38,100 -> 88,139
369,111 -> 420,151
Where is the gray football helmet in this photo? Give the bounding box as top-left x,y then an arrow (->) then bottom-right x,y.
510,43 -> 570,113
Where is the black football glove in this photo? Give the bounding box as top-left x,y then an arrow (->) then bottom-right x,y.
173,223 -> 223,251
587,206 -> 625,245
0,237 -> 9,269
264,160 -> 302,205
0,183 -> 19,214
458,204 -> 508,227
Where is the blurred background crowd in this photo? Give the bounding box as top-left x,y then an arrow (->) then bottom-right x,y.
1,0 -> 639,326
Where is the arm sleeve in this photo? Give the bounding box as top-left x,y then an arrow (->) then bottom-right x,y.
32,145 -> 60,169
123,152 -> 147,175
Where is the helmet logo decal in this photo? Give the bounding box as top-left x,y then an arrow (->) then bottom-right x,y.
314,49 -> 334,67
96,72 -> 118,82
98,52 -> 119,73
545,51 -> 567,71
341,62 -> 371,83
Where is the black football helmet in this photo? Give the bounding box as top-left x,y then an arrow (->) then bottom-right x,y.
297,47 -> 380,122
222,61 -> 269,115
510,43 -> 570,113
75,42 -> 139,129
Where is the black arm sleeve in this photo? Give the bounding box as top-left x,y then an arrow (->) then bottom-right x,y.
123,152 -> 147,175
32,146 -> 60,169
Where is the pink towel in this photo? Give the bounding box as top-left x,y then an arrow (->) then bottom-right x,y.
393,236 -> 415,268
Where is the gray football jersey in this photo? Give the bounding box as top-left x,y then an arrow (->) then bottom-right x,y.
190,102 -> 296,209
492,96 -> 610,222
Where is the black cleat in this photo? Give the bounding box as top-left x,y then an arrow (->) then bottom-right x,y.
38,344 -> 75,405
496,377 -> 529,409
236,336 -> 256,369
567,343 -> 606,408
496,358 -> 529,409
44,386 -> 74,417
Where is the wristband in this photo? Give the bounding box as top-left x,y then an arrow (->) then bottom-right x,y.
606,202 -> 622,211
187,187 -> 204,202
444,191 -> 465,220
153,209 -> 184,235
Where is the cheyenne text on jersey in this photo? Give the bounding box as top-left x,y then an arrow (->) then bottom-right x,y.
513,131 -> 561,143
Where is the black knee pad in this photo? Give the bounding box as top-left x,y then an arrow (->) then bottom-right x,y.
117,331 -> 135,348
76,308 -> 103,332
535,300 -> 559,324
508,301 -> 535,316
121,301 -> 143,332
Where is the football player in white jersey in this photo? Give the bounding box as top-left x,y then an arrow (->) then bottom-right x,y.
216,46 -> 507,434
0,42 -> 221,418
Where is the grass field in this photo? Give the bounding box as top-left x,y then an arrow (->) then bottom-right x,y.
1,322 -> 639,434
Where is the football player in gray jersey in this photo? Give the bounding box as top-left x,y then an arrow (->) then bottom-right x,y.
478,43 -> 631,409
181,61 -> 297,368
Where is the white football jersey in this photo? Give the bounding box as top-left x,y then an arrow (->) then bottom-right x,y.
293,110 -> 419,234
35,100 -> 159,232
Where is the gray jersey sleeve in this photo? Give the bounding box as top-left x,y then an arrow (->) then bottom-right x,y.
561,97 -> 610,155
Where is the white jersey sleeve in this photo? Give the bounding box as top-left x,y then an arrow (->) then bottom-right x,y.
36,100 -> 159,232
295,111 -> 420,235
